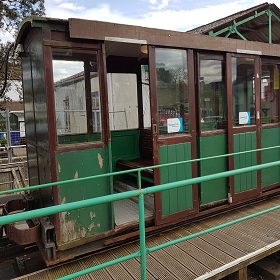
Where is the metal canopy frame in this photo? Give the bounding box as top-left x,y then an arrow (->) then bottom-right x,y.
209,8 -> 280,44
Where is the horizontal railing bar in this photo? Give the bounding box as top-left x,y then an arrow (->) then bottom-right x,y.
147,203 -> 280,254
58,251 -> 141,280
1,160 -> 279,226
0,145 -> 279,196
61,202 -> 280,280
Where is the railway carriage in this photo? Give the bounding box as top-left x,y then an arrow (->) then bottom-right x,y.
3,3 -> 280,264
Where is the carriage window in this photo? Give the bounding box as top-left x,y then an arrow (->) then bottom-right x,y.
232,57 -> 256,126
155,48 -> 189,135
199,59 -> 226,131
52,48 -> 102,144
107,73 -> 138,131
261,62 -> 280,124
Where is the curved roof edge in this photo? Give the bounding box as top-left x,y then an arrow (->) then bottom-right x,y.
15,16 -> 68,47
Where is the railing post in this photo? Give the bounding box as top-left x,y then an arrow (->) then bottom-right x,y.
5,109 -> 12,164
138,170 -> 146,280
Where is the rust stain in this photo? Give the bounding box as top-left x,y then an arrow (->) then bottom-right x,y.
90,212 -> 96,220
98,153 -> 103,169
74,170 -> 79,179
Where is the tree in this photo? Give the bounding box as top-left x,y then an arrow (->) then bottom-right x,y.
0,0 -> 45,33
0,0 -> 45,100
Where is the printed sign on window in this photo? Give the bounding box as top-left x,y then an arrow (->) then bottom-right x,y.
239,112 -> 250,125
167,118 -> 183,133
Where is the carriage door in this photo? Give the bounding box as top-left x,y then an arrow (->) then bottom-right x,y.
51,46 -> 113,247
151,47 -> 198,225
197,54 -> 228,208
228,54 -> 261,202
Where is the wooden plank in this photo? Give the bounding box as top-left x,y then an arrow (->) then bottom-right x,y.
173,226 -> 235,264
78,255 -> 112,280
11,168 -> 21,189
19,166 -> 27,187
196,239 -> 280,280
162,230 -> 224,270
110,244 -> 156,280
125,240 -> 187,279
188,226 -> 246,259
148,234 -> 210,276
96,251 -> 135,279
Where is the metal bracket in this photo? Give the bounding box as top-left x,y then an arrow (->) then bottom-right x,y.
39,217 -> 56,261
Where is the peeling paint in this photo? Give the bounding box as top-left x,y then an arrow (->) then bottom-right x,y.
98,153 -> 103,169
90,212 -> 96,220
80,228 -> 87,238
60,211 -> 77,243
58,162 -> 61,173
97,223 -> 101,228
88,223 -> 95,231
74,170 -> 79,179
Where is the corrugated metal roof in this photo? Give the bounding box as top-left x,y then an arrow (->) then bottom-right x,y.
188,3 -> 280,44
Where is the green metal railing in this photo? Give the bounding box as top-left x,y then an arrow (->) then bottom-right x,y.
0,147 -> 280,279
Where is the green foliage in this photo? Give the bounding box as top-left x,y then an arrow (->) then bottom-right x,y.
0,0 -> 45,33
0,1 -> 45,101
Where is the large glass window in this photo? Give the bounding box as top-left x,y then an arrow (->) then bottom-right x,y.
261,62 -> 280,124
199,59 -> 226,131
52,48 -> 102,144
156,48 -> 189,135
232,57 -> 255,126
107,73 -> 138,131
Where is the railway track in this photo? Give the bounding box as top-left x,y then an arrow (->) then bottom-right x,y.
0,237 -> 45,280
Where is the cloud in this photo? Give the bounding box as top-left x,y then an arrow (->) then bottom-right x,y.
59,2 -> 85,11
157,0 -> 170,10
44,0 -> 278,32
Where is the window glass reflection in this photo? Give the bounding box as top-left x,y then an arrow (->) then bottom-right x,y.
52,48 -> 102,144
232,57 -> 255,126
155,48 -> 189,135
261,63 -> 280,124
199,59 -> 227,131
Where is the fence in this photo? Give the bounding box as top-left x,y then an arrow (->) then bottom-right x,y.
0,145 -> 280,279
0,109 -> 28,190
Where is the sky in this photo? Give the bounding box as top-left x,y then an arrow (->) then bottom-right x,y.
2,0 -> 280,43
44,0 -> 280,31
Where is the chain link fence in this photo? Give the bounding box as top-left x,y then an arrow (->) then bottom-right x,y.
0,109 -> 28,190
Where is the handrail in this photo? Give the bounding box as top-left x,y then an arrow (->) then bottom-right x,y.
0,159 -> 280,279
0,145 -> 279,196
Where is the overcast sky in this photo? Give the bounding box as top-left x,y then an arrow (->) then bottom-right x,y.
44,0 -> 279,31
2,0 -> 280,42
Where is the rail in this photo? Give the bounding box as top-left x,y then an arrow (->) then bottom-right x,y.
0,147 -> 280,279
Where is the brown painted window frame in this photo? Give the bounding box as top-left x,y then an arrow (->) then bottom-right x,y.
260,57 -> 280,129
230,53 -> 260,134
44,40 -> 109,152
197,52 -> 227,138
153,47 -> 195,146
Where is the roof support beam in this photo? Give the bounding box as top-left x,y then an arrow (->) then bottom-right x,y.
209,8 -> 280,44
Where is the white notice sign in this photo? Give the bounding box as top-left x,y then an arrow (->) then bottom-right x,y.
167,118 -> 183,133
239,112 -> 250,125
